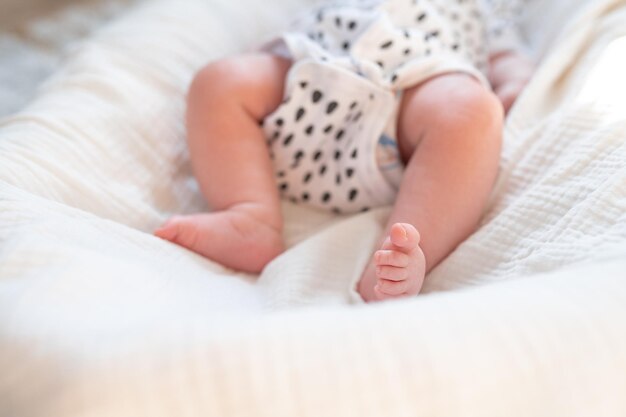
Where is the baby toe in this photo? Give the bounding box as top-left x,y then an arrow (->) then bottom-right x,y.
376,265 -> 408,282
376,279 -> 410,297
155,216 -> 199,249
375,250 -> 410,268
154,218 -> 180,241
389,223 -> 420,251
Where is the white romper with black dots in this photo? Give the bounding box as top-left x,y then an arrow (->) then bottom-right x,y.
261,0 -> 524,214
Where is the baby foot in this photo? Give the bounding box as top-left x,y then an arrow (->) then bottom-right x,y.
154,207 -> 284,273
358,223 -> 426,302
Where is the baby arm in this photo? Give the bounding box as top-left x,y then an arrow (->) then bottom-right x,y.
488,51 -> 535,113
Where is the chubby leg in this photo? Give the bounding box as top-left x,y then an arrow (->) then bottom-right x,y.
359,73 -> 503,301
155,54 -> 291,273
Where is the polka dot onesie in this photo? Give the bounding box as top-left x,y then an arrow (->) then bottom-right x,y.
261,0 -> 524,214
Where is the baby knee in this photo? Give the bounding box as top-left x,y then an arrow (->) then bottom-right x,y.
188,54 -> 290,119
399,74 -> 503,155
439,77 -> 503,133
404,74 -> 503,133
189,57 -> 248,103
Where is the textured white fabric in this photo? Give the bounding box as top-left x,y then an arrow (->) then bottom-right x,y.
1,0 -> 626,416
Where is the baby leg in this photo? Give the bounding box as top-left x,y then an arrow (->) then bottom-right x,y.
359,73 -> 503,301
155,54 -> 291,273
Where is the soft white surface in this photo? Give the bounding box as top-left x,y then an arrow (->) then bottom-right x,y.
1,0 -> 625,416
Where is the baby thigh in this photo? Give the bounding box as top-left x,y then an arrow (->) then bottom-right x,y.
186,53 -> 291,213
390,73 -> 504,271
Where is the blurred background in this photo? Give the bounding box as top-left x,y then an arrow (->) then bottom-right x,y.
0,0 -> 140,117
0,0 -> 575,120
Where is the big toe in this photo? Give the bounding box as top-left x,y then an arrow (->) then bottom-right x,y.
154,217 -> 186,242
387,223 -> 420,252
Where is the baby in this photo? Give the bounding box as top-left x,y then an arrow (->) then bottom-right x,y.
155,0 -> 535,302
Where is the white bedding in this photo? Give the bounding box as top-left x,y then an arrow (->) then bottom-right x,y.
1,0 -> 625,416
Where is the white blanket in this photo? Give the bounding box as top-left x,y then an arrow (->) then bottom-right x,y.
1,0 -> 625,416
